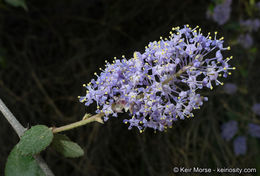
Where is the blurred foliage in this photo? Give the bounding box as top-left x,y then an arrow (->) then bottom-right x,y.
0,0 -> 260,175
4,0 -> 28,11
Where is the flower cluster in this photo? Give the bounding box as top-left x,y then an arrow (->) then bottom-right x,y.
233,136 -> 247,156
240,19 -> 260,32
207,0 -> 232,25
248,123 -> 260,138
221,120 -> 238,141
252,103 -> 260,116
79,25 -> 234,132
221,120 -> 260,156
238,19 -> 260,49
237,34 -> 253,49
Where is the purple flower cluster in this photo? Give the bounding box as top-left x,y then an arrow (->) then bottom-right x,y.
248,123 -> 260,138
238,19 -> 260,49
207,0 -> 232,25
221,120 -> 238,141
240,19 -> 260,32
252,103 -> 260,116
233,136 -> 247,156
237,34 -> 253,49
79,25 -> 234,132
221,120 -> 260,156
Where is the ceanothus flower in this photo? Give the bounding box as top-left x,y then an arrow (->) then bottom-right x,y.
240,19 -> 260,32
252,103 -> 260,116
233,136 -> 247,156
79,25 -> 234,132
238,34 -> 253,49
221,120 -> 238,141
207,0 -> 232,25
248,123 -> 260,138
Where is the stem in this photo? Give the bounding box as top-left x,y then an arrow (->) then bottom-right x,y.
0,98 -> 26,137
162,65 -> 192,85
52,113 -> 104,133
162,55 -> 204,85
0,98 -> 55,176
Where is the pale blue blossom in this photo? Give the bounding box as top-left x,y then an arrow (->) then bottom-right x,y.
79,25 -> 234,132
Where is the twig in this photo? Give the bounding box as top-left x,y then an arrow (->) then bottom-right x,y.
34,156 -> 55,176
52,113 -> 104,133
0,98 -> 26,137
0,98 -> 55,176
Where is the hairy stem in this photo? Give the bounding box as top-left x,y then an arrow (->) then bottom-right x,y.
52,113 -> 104,133
0,98 -> 55,176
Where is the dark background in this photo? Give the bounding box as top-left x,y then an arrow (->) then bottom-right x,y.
0,0 -> 260,175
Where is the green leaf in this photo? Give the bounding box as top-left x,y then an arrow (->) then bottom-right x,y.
208,4 -> 215,12
4,0 -> 28,11
17,125 -> 53,155
5,146 -> 45,176
52,134 -> 84,158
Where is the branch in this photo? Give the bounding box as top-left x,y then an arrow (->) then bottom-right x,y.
52,113 -> 104,133
0,98 -> 26,137
0,98 -> 55,176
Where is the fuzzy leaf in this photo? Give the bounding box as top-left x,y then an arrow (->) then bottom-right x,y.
5,146 -> 45,176
52,134 -> 84,158
17,125 -> 53,155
